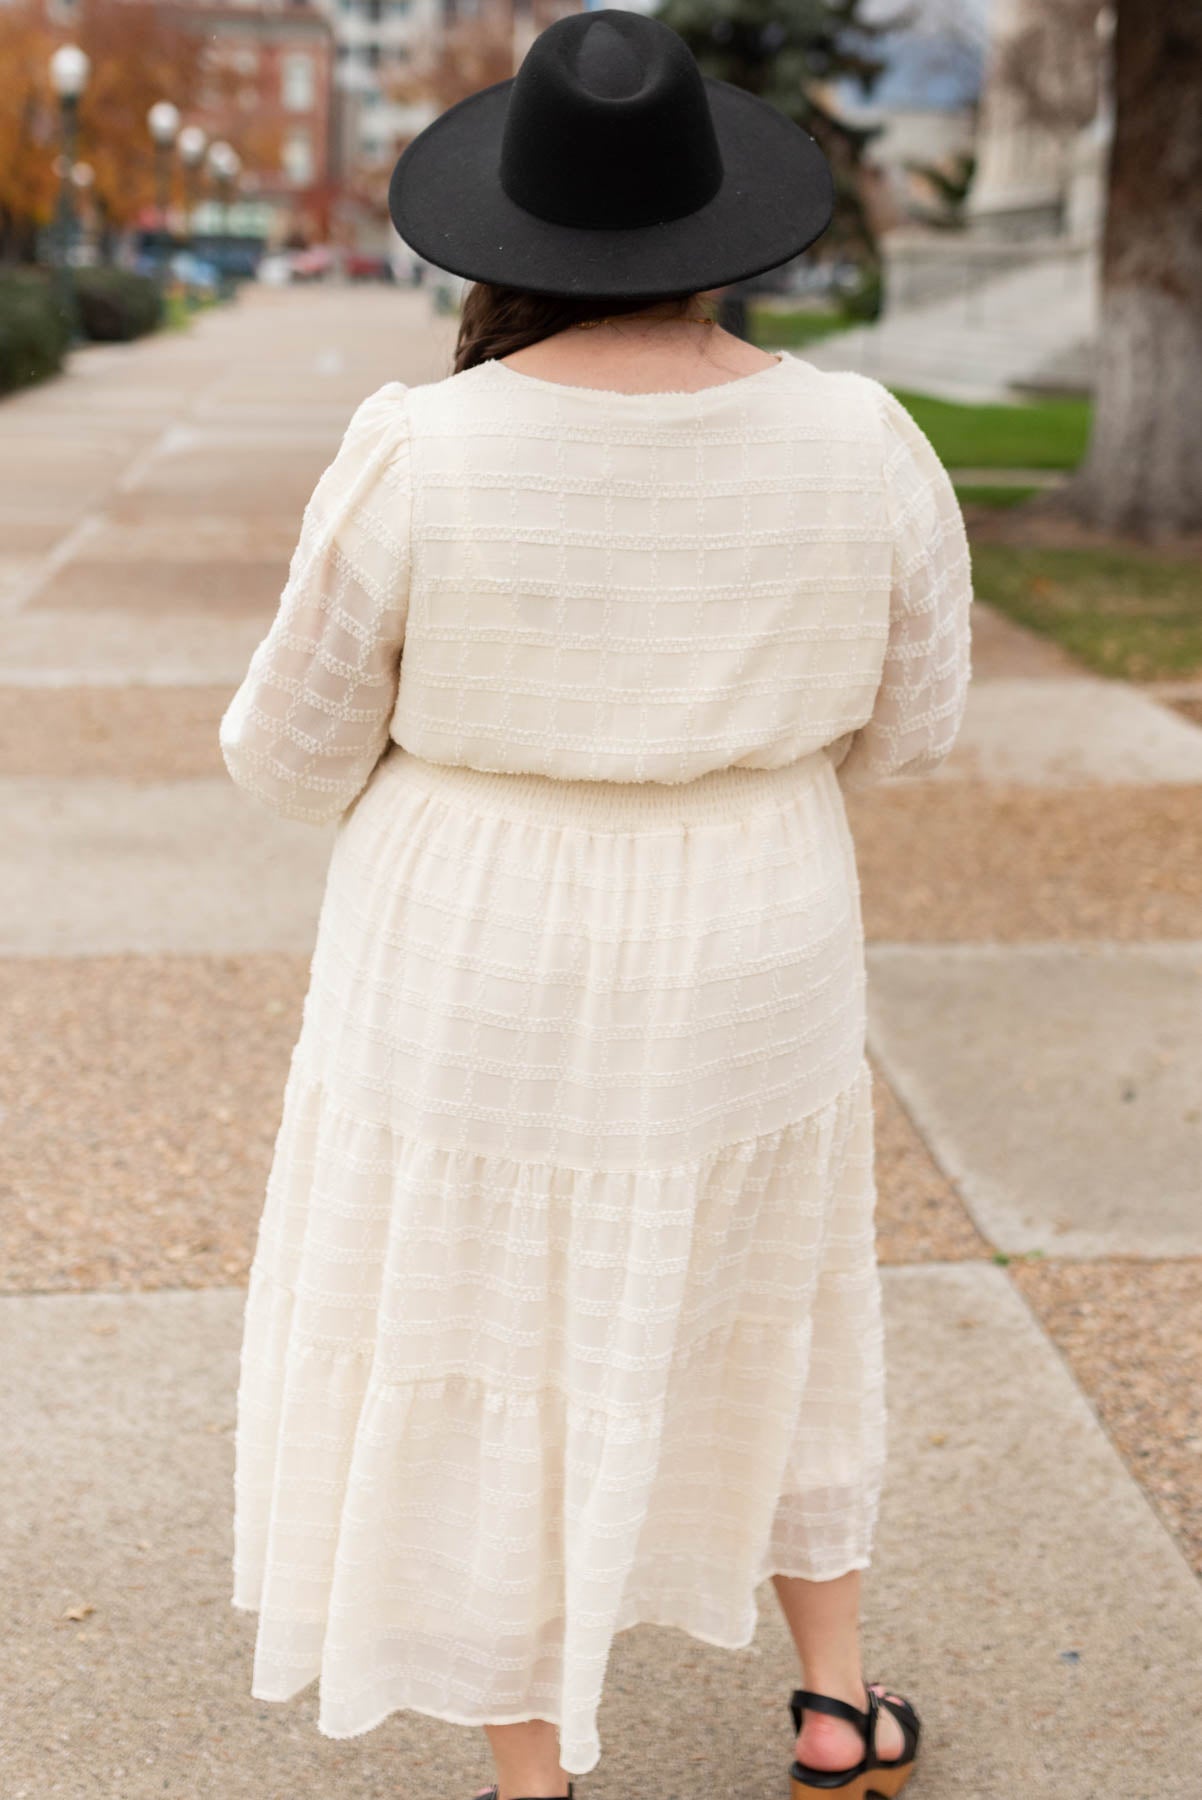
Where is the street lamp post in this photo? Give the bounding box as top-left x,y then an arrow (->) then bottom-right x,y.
71,161 -> 94,265
207,142 -> 242,296
48,44 -> 90,342
177,125 -> 207,309
147,100 -> 181,285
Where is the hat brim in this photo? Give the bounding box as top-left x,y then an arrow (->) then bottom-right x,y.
388,76 -> 834,298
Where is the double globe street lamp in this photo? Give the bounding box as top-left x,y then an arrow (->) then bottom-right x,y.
207,141 -> 242,226
147,99 -> 181,281
147,114 -> 242,306
178,126 -> 208,308
48,43 -> 91,338
206,141 -> 242,294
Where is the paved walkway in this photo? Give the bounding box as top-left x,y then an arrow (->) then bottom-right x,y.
3,286 -> 1200,1798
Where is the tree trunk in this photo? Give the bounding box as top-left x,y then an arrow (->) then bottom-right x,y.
1070,0 -> 1202,536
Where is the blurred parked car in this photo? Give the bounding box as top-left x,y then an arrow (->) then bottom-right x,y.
170,250 -> 220,294
257,251 -> 293,286
124,245 -> 220,293
289,246 -> 336,282
130,232 -> 262,284
345,251 -> 395,282
130,247 -> 168,280
257,246 -> 340,285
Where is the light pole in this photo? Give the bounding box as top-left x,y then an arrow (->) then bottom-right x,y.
177,125 -> 207,308
49,44 -> 90,342
207,141 -> 241,295
71,161 -> 94,265
147,100 -> 181,283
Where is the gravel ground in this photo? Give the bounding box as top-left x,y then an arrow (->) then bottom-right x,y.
967,505 -> 1202,561
871,1063 -> 992,1263
0,603 -> 1087,784
967,598 -> 1083,680
10,707 -> 1202,943
0,955 -> 305,1294
1011,1258 -> 1202,1576
1,604 -> 1188,1562
846,782 -> 1202,940
0,954 -> 985,1294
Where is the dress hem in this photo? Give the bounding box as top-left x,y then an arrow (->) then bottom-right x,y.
232,1553 -> 874,1772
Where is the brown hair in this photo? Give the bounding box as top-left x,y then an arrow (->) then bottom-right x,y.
452,282 -> 711,373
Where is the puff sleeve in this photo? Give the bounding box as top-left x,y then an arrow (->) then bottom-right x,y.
219,381 -> 412,824
831,385 -> 973,790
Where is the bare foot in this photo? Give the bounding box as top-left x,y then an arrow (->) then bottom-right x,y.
794,1681 -> 907,1773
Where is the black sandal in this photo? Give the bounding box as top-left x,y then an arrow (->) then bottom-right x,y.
472,1787 -> 575,1800
788,1684 -> 920,1799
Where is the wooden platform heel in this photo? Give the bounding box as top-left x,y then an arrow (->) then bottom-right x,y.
788,1685 -> 920,1799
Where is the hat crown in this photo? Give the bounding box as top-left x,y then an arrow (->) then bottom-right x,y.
499,9 -> 724,232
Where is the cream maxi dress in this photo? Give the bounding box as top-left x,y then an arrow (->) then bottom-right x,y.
220,349 -> 973,1777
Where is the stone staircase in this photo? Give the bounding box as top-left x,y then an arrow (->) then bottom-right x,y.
798,250 -> 1099,402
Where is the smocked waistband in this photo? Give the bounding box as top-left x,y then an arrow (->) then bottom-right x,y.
377,743 -> 834,830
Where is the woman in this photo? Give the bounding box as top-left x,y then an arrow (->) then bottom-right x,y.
221,11 -> 972,1799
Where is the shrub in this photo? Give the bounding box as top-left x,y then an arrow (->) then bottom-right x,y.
0,270 -> 70,395
842,264 -> 883,323
74,267 -> 163,342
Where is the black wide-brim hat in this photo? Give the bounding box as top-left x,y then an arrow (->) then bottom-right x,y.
388,7 -> 834,298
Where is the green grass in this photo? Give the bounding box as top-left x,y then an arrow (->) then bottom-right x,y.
162,292 -> 192,331
744,351 -> 1091,470
162,291 -> 220,331
892,390 -> 1092,471
955,484 -> 1042,509
748,304 -> 853,350
970,542 -> 1202,680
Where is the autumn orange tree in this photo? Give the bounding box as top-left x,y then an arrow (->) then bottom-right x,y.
75,1 -> 205,234
0,5 -> 60,259
0,0 -> 281,260
0,0 -> 204,254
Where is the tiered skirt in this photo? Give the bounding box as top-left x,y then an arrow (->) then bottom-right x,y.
231,742 -> 887,1776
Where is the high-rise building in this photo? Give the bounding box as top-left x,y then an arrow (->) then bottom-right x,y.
327,0 -> 441,170
326,0 -> 584,175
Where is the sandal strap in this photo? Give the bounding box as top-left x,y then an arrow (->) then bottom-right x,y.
875,1692 -> 921,1762
511,1788 -> 575,1800
473,1787 -> 574,1800
791,1687 -> 872,1736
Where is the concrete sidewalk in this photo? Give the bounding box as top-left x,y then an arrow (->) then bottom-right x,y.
2,285 -> 1200,1798
5,1273 -> 1201,1799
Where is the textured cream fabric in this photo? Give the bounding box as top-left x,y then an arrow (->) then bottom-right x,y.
220,352 -> 973,1774
220,353 -> 972,812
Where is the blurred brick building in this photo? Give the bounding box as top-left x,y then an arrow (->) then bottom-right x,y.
165,0 -> 336,243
